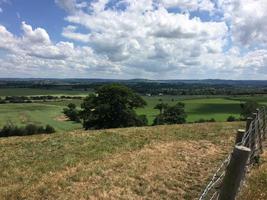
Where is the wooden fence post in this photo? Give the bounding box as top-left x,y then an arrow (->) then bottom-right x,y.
235,129 -> 245,145
246,117 -> 253,131
218,145 -> 251,200
256,109 -> 263,154
263,107 -> 266,140
249,113 -> 257,162
245,117 -> 253,147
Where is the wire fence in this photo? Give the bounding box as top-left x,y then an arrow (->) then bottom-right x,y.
199,106 -> 267,200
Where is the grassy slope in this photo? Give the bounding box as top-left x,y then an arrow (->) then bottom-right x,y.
238,147 -> 267,200
0,122 -> 243,200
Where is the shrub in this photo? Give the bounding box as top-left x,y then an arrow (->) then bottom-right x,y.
227,116 -> 237,122
0,124 -> 56,137
25,124 -> 39,135
136,115 -> 148,126
63,103 -> 80,122
195,118 -> 216,123
45,125 -> 56,133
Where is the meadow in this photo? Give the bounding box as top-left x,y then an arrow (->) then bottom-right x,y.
0,122 -> 242,199
137,96 -> 244,124
0,88 -> 267,130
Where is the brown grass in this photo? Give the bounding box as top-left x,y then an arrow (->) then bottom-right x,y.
238,143 -> 267,200
0,122 -> 242,200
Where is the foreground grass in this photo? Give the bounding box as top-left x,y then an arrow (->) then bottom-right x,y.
0,122 -> 242,200
238,149 -> 267,200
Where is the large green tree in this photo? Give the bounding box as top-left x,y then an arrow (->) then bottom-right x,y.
153,102 -> 187,125
80,84 -> 147,129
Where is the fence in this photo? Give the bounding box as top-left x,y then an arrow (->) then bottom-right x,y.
199,106 -> 267,200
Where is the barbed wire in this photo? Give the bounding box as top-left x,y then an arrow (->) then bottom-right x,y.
199,106 -> 267,200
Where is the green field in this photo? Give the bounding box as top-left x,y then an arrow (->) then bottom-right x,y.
1,88 -> 267,131
0,103 -> 81,131
136,96 -> 244,124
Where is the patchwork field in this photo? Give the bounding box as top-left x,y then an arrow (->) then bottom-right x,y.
0,122 -> 242,200
1,88 -> 267,130
137,97 -> 245,124
0,103 -> 81,132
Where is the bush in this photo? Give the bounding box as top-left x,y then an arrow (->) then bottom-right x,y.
45,125 -> 56,133
227,116 -> 236,122
63,103 -> 81,122
0,124 -> 56,137
136,115 -> 148,126
195,118 -> 216,123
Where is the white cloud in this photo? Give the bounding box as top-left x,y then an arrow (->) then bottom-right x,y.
220,0 -> 267,48
159,0 -> 215,12
0,0 -> 267,79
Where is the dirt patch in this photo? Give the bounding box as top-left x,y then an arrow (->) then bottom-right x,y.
19,112 -> 30,123
22,140 -> 229,200
54,115 -> 68,122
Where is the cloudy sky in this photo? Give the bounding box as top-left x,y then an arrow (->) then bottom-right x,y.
0,0 -> 266,79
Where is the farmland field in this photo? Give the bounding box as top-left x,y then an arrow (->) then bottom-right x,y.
0,122 -> 242,199
0,103 -> 81,132
137,95 -> 267,124
0,88 -> 267,129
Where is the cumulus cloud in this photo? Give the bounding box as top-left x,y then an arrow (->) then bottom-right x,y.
0,0 -> 267,79
220,0 -> 267,48
159,0 -> 215,12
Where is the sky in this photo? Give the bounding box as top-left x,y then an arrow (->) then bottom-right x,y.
0,0 -> 266,79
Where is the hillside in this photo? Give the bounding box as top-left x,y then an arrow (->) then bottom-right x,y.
0,122 -> 243,200
238,145 -> 267,200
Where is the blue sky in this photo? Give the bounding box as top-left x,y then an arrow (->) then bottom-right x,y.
0,0 -> 266,79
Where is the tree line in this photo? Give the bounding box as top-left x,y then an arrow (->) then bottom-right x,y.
0,95 -> 82,104
63,84 -> 260,130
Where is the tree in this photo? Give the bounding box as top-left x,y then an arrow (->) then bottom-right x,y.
154,103 -> 168,115
240,100 -> 259,119
153,102 -> 187,125
80,84 -> 147,129
63,103 -> 80,122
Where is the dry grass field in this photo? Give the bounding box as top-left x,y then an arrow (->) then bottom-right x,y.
238,145 -> 267,200
0,122 -> 243,200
